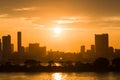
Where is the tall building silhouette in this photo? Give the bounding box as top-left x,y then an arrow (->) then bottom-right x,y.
91,45 -> 95,53
0,39 -> 1,52
81,45 -> 85,53
2,35 -> 11,59
39,46 -> 46,57
28,43 -> 46,60
95,34 -> 109,58
11,44 -> 14,53
17,32 -> 22,53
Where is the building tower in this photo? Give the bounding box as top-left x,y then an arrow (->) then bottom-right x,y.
95,34 -> 109,58
2,35 -> 11,59
17,32 -> 22,53
91,45 -> 95,53
81,45 -> 85,54
0,39 -> 1,52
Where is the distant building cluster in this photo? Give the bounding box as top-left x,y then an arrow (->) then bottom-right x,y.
0,32 -> 120,64
0,32 -> 46,63
79,34 -> 120,62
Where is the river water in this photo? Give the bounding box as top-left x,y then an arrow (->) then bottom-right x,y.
0,72 -> 120,80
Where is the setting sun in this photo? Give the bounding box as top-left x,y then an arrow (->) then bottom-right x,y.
54,27 -> 62,34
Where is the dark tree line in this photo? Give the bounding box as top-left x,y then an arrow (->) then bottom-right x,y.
0,58 -> 120,72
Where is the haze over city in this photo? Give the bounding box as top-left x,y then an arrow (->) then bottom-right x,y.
0,0 -> 120,52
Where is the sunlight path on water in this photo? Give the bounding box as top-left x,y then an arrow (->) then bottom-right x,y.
0,72 -> 119,80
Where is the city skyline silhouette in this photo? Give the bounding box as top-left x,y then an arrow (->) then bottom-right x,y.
1,0 -> 120,73
0,32 -> 120,72
0,31 -> 120,63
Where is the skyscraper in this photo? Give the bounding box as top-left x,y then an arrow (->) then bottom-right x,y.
17,32 -> 22,53
91,45 -> 95,53
28,43 -> 46,60
0,39 -> 1,52
95,34 -> 109,58
81,45 -> 85,53
2,35 -> 11,57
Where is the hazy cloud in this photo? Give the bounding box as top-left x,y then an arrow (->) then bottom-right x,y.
0,0 -> 120,17
102,16 -> 120,22
13,7 -> 37,11
0,14 -> 8,18
53,17 -> 89,24
0,0 -> 120,30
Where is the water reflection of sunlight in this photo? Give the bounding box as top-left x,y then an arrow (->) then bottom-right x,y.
54,63 -> 62,67
52,73 -> 66,80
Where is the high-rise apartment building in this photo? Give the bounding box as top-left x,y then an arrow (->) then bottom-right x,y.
17,32 -> 22,53
95,34 -> 109,58
2,35 -> 11,57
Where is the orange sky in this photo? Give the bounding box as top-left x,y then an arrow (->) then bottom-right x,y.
0,0 -> 120,52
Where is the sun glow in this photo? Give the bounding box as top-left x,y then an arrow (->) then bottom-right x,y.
54,27 -> 62,34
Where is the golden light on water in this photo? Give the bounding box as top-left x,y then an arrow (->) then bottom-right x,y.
54,63 -> 62,67
52,73 -> 66,80
51,73 -> 93,80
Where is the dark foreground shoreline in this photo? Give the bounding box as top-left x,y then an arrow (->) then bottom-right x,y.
0,65 -> 120,72
0,57 -> 120,72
